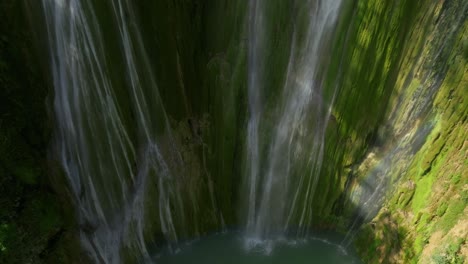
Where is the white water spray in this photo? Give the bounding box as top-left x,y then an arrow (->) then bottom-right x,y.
244,0 -> 343,249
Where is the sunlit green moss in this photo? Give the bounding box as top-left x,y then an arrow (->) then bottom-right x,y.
353,0 -> 467,262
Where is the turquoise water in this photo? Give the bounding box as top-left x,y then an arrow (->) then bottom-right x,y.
155,232 -> 362,264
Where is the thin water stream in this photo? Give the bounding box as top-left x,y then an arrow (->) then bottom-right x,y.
244,0 -> 343,245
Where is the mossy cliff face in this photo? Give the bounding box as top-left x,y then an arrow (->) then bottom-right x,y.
139,0 -> 250,226
0,0 -> 86,263
309,0 -> 421,228
348,0 -> 467,263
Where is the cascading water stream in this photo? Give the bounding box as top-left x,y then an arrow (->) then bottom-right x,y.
41,0 -> 223,262
244,0 -> 343,250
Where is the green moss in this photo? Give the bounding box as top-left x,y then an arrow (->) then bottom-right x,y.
319,0 -> 423,227
432,238 -> 465,264
12,166 -> 39,185
450,173 -> 461,185
413,232 -> 430,255
463,37 -> 468,60
419,136 -> 445,175
436,202 -> 449,217
23,195 -> 62,234
396,184 -> 416,208
411,175 -> 435,214
353,1 -> 467,263
438,196 -> 466,232
0,224 -> 10,253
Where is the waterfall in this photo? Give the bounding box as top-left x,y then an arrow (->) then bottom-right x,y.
41,0 -> 222,262
29,0 -> 468,262
40,0 -> 365,261
244,0 -> 343,249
